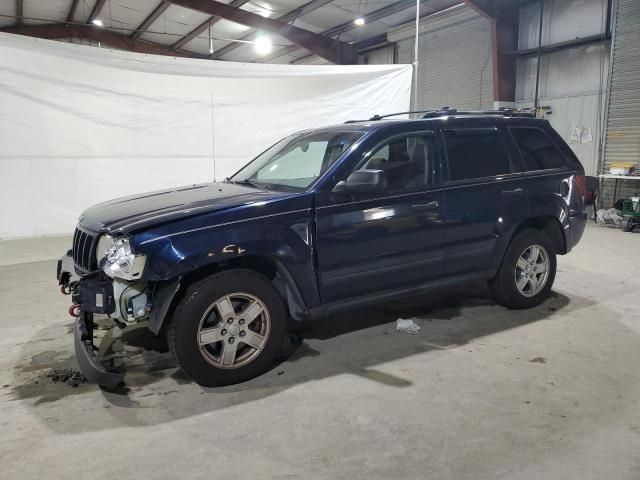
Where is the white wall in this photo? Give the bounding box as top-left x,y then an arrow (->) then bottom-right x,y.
0,34 -> 412,238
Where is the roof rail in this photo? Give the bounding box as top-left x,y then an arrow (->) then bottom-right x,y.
344,107 -> 536,124
422,107 -> 536,118
344,109 -> 439,123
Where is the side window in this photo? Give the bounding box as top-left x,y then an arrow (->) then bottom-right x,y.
358,135 -> 437,192
444,130 -> 511,181
510,128 -> 566,171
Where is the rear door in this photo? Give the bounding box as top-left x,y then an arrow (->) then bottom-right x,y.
441,126 -> 529,275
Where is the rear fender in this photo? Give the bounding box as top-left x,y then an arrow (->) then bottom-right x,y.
488,204 -> 569,275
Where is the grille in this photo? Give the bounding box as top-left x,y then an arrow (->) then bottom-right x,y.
72,227 -> 98,273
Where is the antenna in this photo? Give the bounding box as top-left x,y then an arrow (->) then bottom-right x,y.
210,92 -> 216,182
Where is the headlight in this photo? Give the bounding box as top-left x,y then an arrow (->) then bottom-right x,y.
96,236 -> 146,280
96,235 -> 114,262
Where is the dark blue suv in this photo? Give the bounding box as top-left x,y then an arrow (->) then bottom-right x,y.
57,109 -> 587,387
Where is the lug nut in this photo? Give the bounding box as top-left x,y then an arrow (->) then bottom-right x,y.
229,337 -> 235,344
227,318 -> 234,324
238,319 -> 245,325
239,331 -> 246,337
221,329 -> 227,336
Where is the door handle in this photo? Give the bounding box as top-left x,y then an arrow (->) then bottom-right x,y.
502,188 -> 525,196
412,200 -> 439,211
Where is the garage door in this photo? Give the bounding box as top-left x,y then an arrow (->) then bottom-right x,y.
602,0 -> 640,204
391,5 -> 494,111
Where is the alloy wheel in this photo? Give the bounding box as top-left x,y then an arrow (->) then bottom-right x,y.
514,244 -> 550,298
196,292 -> 271,369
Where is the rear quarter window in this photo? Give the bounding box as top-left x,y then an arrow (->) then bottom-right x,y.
510,128 -> 567,171
444,129 -> 511,181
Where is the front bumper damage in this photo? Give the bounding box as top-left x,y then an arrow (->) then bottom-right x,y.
58,251 -> 125,387
73,313 -> 124,388
58,251 -> 180,387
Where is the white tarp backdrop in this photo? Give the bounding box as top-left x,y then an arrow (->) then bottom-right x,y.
0,34 -> 412,238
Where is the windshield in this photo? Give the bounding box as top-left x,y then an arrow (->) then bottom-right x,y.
228,130 -> 364,191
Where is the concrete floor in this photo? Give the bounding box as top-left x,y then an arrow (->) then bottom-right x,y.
1,224 -> 639,479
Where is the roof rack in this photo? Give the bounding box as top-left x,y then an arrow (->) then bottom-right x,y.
344,109 -> 436,123
421,107 -> 536,118
344,107 -> 536,123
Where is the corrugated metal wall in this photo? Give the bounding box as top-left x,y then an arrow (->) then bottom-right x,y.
602,0 -> 640,206
515,0 -> 609,177
519,0 -> 608,48
391,5 -> 493,111
515,44 -> 609,176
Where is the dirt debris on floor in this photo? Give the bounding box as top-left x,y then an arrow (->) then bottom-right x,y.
46,368 -> 88,387
529,357 -> 547,364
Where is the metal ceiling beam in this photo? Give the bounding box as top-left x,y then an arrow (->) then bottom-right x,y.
464,0 -> 519,103
172,18 -> 212,50
131,1 -> 171,39
210,0 -> 335,60
0,24 -> 200,58
15,0 -> 23,27
66,0 -> 80,23
171,0 -> 250,51
257,0 -> 436,63
87,0 -> 107,24
512,33 -> 610,57
167,0 -> 356,63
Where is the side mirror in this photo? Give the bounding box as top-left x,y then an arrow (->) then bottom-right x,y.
332,169 -> 387,195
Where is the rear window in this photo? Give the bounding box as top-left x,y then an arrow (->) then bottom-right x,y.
444,130 -> 511,181
510,128 -> 566,171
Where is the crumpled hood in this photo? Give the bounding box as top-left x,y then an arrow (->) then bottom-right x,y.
79,182 -> 288,233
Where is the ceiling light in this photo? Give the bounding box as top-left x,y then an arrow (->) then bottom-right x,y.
92,19 -> 104,27
255,7 -> 273,18
254,36 -> 272,55
354,17 -> 365,26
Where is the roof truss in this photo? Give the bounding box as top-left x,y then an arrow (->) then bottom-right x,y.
0,23 -> 199,57
166,0 -> 356,63
258,0 -> 429,63
131,1 -> 171,40
210,0 -> 335,60
171,0 -> 251,51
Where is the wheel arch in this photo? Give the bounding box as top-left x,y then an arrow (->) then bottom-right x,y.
515,216 -> 567,255
148,254 -> 310,335
489,215 -> 567,277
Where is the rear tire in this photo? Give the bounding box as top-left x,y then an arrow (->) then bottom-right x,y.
168,269 -> 287,387
489,228 -> 557,309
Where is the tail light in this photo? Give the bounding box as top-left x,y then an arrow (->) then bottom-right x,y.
574,175 -> 586,202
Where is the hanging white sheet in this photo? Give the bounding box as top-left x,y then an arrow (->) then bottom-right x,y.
0,34 -> 412,238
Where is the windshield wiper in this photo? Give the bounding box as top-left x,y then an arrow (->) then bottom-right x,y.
226,179 -> 271,190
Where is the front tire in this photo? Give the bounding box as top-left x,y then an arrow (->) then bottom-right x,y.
168,269 -> 287,387
489,228 -> 557,309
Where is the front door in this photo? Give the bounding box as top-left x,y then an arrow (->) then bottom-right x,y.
315,132 -> 445,303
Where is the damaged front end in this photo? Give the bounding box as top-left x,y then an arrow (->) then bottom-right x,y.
57,229 -> 164,387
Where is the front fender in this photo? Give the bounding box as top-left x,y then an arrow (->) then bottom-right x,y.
132,207 -> 319,308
